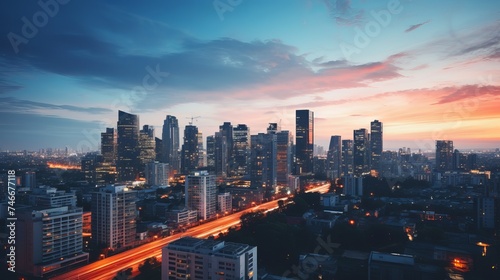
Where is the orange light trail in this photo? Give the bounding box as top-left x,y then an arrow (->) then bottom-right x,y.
47,162 -> 81,170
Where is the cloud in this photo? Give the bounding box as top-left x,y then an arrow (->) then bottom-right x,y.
432,85 -> 500,105
404,20 -> 430,33
323,0 -> 365,26
0,97 -> 112,114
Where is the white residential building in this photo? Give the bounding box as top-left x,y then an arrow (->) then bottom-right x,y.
17,206 -> 88,277
162,237 -> 257,280
91,185 -> 137,250
218,192 -> 232,214
185,171 -> 216,220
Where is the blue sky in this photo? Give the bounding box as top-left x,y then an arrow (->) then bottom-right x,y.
1,0 -> 499,152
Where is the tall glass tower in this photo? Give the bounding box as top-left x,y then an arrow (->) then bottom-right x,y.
117,110 -> 139,181
162,115 -> 180,175
370,120 -> 383,171
295,109 -> 314,174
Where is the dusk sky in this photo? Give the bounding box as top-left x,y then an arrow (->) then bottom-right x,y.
1,0 -> 499,152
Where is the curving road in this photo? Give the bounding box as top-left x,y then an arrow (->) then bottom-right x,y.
50,183 -> 330,280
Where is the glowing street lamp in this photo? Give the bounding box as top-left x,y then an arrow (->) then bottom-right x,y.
476,242 -> 490,257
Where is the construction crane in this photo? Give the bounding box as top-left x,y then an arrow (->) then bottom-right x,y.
186,116 -> 201,125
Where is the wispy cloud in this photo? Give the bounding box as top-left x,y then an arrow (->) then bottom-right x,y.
323,0 -> 365,26
0,97 -> 112,114
405,20 -> 430,33
432,85 -> 500,105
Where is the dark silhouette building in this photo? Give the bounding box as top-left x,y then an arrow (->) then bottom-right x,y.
435,140 -> 454,171
181,125 -> 199,174
370,120 -> 383,171
162,115 -> 180,175
353,128 -> 369,177
101,127 -> 117,164
327,135 -> 342,179
117,110 -> 140,181
295,109 -> 314,174
232,124 -> 251,178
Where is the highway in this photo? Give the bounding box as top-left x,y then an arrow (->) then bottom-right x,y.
50,183 -> 330,280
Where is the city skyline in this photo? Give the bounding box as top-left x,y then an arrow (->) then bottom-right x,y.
1,0 -> 500,151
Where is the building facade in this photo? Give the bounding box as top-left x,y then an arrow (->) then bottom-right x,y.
353,129 -> 369,177
117,110 -> 140,181
162,115 -> 180,176
161,237 -> 257,280
145,161 -> 170,186
370,120 -> 383,171
17,206 -> 88,277
295,109 -> 314,174
91,185 -> 137,250
181,125 -> 200,174
185,171 -> 217,220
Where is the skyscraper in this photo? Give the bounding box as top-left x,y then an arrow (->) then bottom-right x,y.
295,109 -> 314,174
353,129 -> 369,176
139,125 -> 156,170
91,185 -> 136,250
219,122 -> 234,176
162,115 -> 180,175
214,131 -> 228,178
116,110 -> 139,181
276,129 -> 293,187
327,136 -> 342,179
342,139 -> 353,177
185,171 -> 216,220
206,135 -> 215,171
232,124 -> 251,178
436,140 -> 454,171
181,125 -> 199,174
101,127 -> 117,164
251,129 -> 277,196
370,120 -> 383,171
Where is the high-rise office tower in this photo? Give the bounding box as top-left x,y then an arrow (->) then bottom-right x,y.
162,115 -> 180,175
342,139 -> 353,177
197,131 -> 205,167
353,129 -> 369,176
161,237 -> 257,280
101,127 -> 117,164
91,185 -> 137,250
436,140 -> 454,171
155,137 -> 163,162
232,124 -> 251,178
295,109 -> 314,174
185,171 -> 216,220
181,125 -> 200,174
117,110 -> 140,181
219,122 -> 234,176
206,135 -> 215,171
327,136 -> 342,179
370,120 -> 383,171
139,125 -> 156,171
214,131 -> 228,178
276,130 -> 293,187
251,128 -> 277,196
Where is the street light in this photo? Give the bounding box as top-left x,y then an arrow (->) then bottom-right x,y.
476,242 -> 490,257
